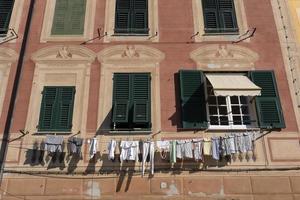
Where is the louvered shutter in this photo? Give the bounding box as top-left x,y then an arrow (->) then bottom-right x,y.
0,0 -> 14,35
112,74 -> 130,123
115,0 -> 131,33
202,0 -> 219,33
132,0 -> 148,34
52,0 -> 86,35
250,71 -> 285,129
38,87 -> 58,131
132,73 -> 150,124
69,0 -> 86,34
56,87 -> 75,131
218,0 -> 238,32
179,70 -> 208,129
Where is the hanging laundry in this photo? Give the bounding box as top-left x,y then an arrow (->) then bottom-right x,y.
45,135 -> 64,153
68,137 -> 83,155
183,140 -> 193,159
89,137 -> 98,159
211,137 -> 220,160
193,139 -> 203,161
142,141 -> 155,176
227,135 -> 236,154
156,140 -> 170,160
236,133 -> 247,153
170,140 -> 177,163
244,132 -> 254,152
203,138 -> 212,155
176,140 -> 185,159
107,140 -> 117,160
120,141 -> 139,162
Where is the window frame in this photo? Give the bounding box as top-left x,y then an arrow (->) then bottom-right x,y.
104,0 -> 159,42
40,0 -> 96,42
0,0 -> 24,43
192,0 -> 248,42
204,73 -> 258,130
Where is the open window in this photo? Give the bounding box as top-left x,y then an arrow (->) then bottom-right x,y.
178,70 -> 285,130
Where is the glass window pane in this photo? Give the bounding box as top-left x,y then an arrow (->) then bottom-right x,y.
210,116 -> 219,125
232,106 -> 240,114
217,96 -> 226,105
219,106 -> 228,115
240,96 -> 248,104
243,116 -> 251,125
209,106 -> 217,114
241,106 -> 249,114
220,116 -> 229,125
233,116 -> 242,125
230,96 -> 239,104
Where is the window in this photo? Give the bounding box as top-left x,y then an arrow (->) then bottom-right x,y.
179,70 -> 285,130
40,0 -> 95,42
206,82 -> 253,128
0,0 -> 15,35
112,73 -> 151,131
51,0 -> 86,35
202,0 -> 238,34
38,86 -> 75,132
114,0 -> 148,34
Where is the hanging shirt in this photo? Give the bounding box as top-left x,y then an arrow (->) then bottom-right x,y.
244,132 -> 254,151
120,141 -> 139,162
68,137 -> 83,154
89,138 -> 98,159
45,135 -> 64,153
176,140 -> 185,159
203,138 -> 212,155
183,140 -> 193,159
228,135 -> 236,154
211,137 -> 220,160
193,139 -> 203,161
107,140 -> 117,160
156,140 -> 170,151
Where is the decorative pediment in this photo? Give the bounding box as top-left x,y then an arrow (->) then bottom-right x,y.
97,45 -> 165,64
0,47 -> 18,63
190,44 -> 259,70
31,45 -> 96,63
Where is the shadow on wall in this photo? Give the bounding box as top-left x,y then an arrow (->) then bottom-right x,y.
168,73 -> 182,128
96,109 -> 112,135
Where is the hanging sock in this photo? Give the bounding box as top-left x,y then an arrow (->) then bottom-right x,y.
89,137 -> 98,159
107,140 -> 117,160
170,140 -> 177,163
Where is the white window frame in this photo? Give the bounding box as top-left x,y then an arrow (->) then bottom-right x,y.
40,0 -> 96,42
204,73 -> 257,130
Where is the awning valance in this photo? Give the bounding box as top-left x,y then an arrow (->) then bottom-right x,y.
206,74 -> 261,96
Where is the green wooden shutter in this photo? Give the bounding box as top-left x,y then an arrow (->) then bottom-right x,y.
202,0 -> 219,33
179,70 -> 208,129
112,74 -> 130,123
250,71 -> 285,129
132,0 -> 148,34
56,87 -> 75,131
218,0 -> 238,32
51,0 -> 86,35
0,0 -> 15,35
38,87 -> 59,131
115,0 -> 131,33
132,73 -> 150,124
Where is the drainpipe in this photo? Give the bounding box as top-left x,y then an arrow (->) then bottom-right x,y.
0,0 -> 35,185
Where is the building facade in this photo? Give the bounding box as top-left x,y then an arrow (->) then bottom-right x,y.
0,0 -> 300,199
